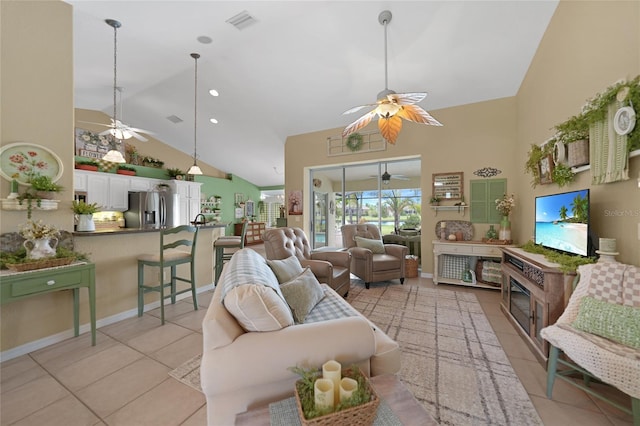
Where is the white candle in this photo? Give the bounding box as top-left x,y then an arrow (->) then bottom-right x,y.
441,221 -> 446,228
322,360 -> 341,405
339,377 -> 358,402
314,378 -> 334,411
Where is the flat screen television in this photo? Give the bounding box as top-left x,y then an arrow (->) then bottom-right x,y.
535,189 -> 590,256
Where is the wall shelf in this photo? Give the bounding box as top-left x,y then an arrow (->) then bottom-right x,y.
430,205 -> 467,216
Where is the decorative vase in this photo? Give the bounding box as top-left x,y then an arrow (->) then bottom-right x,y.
23,237 -> 58,260
76,214 -> 96,232
486,225 -> 498,240
499,216 -> 511,241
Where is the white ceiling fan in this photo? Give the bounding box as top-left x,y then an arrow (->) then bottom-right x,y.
80,19 -> 154,143
342,10 -> 442,145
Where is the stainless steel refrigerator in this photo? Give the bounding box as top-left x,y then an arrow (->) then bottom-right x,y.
124,191 -> 180,229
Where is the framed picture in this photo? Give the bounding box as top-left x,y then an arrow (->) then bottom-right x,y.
234,193 -> 245,206
539,155 -> 554,185
288,190 -> 303,215
432,172 -> 463,200
0,143 -> 64,185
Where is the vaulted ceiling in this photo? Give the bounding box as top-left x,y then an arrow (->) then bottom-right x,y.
68,1 -> 558,187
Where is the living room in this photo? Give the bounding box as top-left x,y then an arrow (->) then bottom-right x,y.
2,1 -> 639,425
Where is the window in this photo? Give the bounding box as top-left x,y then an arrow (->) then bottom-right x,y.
470,179 -> 506,223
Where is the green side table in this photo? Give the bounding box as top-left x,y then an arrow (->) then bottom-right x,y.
1,262 -> 96,346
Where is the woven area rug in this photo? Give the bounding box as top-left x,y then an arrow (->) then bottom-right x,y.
170,281 -> 542,425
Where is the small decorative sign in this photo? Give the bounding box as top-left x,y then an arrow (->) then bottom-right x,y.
432,172 -> 463,200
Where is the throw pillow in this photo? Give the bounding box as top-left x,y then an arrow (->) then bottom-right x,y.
572,296 -> 640,349
354,236 -> 386,254
267,256 -> 304,283
224,284 -> 294,332
280,268 -> 326,323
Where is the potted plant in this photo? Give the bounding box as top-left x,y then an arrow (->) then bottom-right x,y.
29,175 -> 64,199
75,159 -> 100,171
71,200 -> 100,232
116,164 -> 136,176
429,195 -> 441,206
166,167 -> 185,180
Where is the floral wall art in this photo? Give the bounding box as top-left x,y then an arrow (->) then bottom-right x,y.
75,128 -> 125,160
288,190 -> 302,215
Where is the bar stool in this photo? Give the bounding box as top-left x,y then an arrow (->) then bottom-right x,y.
137,225 -> 199,325
213,221 -> 248,284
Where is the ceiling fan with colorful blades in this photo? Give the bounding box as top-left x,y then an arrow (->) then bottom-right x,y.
342,10 -> 442,145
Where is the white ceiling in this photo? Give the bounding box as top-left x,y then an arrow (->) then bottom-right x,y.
68,1 -> 558,187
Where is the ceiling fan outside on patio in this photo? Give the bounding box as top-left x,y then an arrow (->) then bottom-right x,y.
369,163 -> 410,184
342,10 -> 442,145
81,19 -> 154,143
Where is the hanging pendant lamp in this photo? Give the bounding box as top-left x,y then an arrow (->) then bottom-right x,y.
102,19 -> 126,163
381,163 -> 391,185
187,53 -> 203,175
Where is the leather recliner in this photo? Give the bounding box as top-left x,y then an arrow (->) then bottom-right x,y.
262,227 -> 352,296
341,224 -> 408,289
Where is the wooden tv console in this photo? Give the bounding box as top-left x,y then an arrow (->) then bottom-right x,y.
500,247 -> 576,364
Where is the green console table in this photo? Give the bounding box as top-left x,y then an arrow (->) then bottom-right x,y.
1,262 -> 96,346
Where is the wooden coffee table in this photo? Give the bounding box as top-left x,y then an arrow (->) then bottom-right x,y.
235,374 -> 438,425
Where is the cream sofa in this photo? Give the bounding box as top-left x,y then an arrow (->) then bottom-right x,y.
201,248 -> 400,425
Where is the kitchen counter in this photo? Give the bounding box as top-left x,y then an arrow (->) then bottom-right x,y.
73,222 -> 229,237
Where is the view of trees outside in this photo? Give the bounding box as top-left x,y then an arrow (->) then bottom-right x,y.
336,189 -> 421,235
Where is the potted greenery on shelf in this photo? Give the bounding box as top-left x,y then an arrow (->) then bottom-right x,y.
29,175 -> 64,199
75,159 -> 100,171
72,200 -> 100,232
166,167 -> 185,180
429,195 -> 441,206
116,164 -> 136,176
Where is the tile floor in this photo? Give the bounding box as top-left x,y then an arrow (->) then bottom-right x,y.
1,246 -> 634,426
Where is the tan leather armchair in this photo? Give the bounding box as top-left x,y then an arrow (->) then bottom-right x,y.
262,227 -> 352,296
341,224 -> 408,289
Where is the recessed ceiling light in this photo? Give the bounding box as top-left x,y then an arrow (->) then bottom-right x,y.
210,118 -> 218,124
209,89 -> 219,97
197,36 -> 212,44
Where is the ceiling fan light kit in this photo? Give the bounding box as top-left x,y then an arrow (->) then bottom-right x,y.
187,53 -> 203,175
342,10 -> 442,145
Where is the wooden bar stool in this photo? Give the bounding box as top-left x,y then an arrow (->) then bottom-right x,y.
137,225 -> 199,325
213,221 -> 247,284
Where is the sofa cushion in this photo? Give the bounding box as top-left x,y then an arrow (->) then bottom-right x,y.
280,268 -> 325,323
267,255 -> 304,283
572,296 -> 640,349
354,236 -> 385,254
220,248 -> 294,332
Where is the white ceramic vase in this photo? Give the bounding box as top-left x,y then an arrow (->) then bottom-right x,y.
24,237 -> 58,260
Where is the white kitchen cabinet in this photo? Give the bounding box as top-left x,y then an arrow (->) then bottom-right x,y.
107,174 -> 129,211
74,171 -> 166,212
171,180 -> 202,225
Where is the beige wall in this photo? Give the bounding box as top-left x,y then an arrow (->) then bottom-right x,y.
515,0 -> 640,266
286,0 -> 640,270
286,97 -> 519,273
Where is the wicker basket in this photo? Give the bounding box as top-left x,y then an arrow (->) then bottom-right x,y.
567,139 -> 589,167
405,256 -> 419,278
5,257 -> 74,272
294,369 -> 379,426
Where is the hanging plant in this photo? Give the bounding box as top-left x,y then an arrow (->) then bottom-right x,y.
345,133 -> 363,152
551,162 -> 575,187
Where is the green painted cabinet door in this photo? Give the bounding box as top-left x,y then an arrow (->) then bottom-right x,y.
470,179 -> 506,223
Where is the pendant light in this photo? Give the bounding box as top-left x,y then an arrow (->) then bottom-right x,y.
102,19 -> 126,163
381,163 -> 391,185
187,53 -> 203,175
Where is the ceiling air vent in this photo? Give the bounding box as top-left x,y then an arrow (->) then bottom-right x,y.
226,11 -> 256,30
166,115 -> 183,124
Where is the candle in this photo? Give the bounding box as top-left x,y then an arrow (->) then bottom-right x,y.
314,378 -> 334,411
339,377 -> 358,402
441,221 -> 446,228
322,360 -> 341,405
10,179 -> 18,193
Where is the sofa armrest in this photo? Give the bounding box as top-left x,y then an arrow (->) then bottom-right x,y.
310,250 -> 351,268
300,259 -> 332,281
384,244 -> 408,259
201,316 -> 376,396
348,246 -> 373,261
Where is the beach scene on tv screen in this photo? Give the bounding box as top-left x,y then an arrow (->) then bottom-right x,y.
535,190 -> 589,256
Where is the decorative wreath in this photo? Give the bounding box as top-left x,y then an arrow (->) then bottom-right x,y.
345,133 -> 363,152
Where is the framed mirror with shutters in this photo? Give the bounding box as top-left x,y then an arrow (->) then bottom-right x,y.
470,178 -> 506,223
